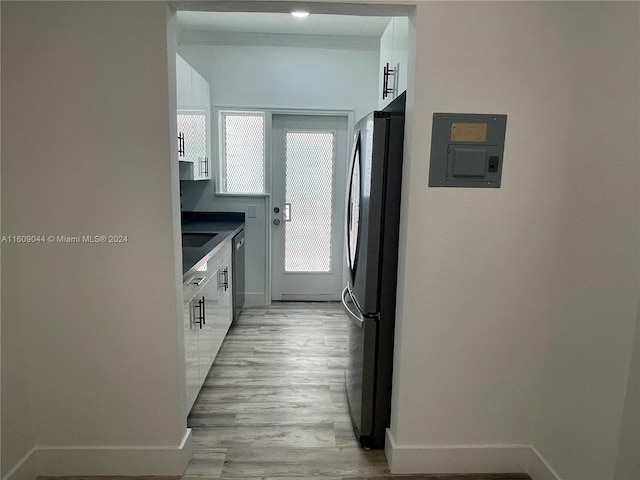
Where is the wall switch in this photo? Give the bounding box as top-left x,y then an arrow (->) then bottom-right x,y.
248,205 -> 257,218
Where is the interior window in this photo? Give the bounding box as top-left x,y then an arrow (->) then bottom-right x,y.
220,112 -> 265,194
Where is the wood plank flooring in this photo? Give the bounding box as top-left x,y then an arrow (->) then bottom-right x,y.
184,302 -> 531,480
38,303 -> 530,480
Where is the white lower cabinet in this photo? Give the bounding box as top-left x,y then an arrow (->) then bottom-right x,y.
183,240 -> 234,415
183,293 -> 200,414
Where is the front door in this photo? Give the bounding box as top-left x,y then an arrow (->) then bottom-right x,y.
271,114 -> 348,301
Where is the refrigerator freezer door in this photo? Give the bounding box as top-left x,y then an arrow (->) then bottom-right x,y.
342,287 -> 377,446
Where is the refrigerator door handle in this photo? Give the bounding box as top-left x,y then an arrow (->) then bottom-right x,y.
342,286 -> 364,327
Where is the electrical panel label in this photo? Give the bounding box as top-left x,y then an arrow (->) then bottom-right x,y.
451,123 -> 487,142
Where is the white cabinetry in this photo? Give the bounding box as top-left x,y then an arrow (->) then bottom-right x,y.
182,240 -> 234,415
378,17 -> 409,110
183,290 -> 200,412
176,54 -> 194,107
199,241 -> 233,380
176,53 -> 211,181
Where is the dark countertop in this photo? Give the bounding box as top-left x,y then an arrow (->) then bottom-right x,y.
182,212 -> 245,282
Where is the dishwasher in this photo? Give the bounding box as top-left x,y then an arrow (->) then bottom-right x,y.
232,230 -> 245,324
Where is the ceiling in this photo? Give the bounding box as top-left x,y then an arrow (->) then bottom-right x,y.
176,11 -> 392,38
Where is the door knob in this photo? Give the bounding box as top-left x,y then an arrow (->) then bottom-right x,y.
273,219 -> 281,225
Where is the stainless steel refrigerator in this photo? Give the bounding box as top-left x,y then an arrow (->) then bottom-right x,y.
341,92 -> 406,448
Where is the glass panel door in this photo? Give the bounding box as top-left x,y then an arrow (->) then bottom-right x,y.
271,114 -> 348,301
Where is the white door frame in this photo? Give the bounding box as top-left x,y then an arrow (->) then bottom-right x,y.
266,108 -> 354,304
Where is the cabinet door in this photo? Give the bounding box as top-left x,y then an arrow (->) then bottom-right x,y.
195,247 -> 228,380
198,266 -> 220,376
378,17 -> 409,109
392,17 -> 409,96
378,19 -> 394,109
176,54 -> 192,107
176,55 -> 211,181
217,242 -> 234,333
183,296 -> 200,415
219,256 -> 233,328
178,110 -> 207,167
191,70 -> 211,180
194,155 -> 211,181
190,69 -> 206,108
200,73 -> 211,181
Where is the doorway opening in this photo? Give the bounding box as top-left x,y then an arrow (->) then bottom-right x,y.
170,3 -> 415,470
271,113 -> 349,301
174,5 -> 413,306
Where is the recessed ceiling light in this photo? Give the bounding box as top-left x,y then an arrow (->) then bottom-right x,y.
291,10 -> 310,18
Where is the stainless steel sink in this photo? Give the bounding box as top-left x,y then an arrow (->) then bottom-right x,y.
182,233 -> 217,248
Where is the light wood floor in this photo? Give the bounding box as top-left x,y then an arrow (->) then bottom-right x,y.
38,303 -> 530,480
184,302 -> 531,480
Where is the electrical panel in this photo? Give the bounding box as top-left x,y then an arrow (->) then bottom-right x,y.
428,113 -> 507,188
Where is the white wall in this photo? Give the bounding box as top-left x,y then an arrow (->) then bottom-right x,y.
178,41 -> 378,304
1,254 -> 35,478
614,304 -> 640,480
2,2 -> 638,479
1,2 -> 189,476
392,0 -> 570,453
387,1 -> 639,477
535,4 -> 640,479
179,42 -> 379,122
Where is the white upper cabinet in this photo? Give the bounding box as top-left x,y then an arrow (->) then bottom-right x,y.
176,53 -> 193,107
176,53 -> 211,181
378,17 -> 409,110
176,53 -> 211,109
191,72 -> 209,109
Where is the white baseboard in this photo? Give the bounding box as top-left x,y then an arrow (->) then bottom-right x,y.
527,446 -> 562,480
2,429 -> 193,480
1,448 -> 37,480
385,429 -> 560,480
243,292 -> 342,306
244,292 -> 267,306
281,294 -> 334,301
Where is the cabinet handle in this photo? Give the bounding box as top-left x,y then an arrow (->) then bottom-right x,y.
382,62 -> 398,99
178,132 -> 185,157
199,157 -> 209,177
193,301 -> 200,328
193,298 -> 204,329
383,63 -> 389,99
219,267 -> 229,291
201,296 -> 206,325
